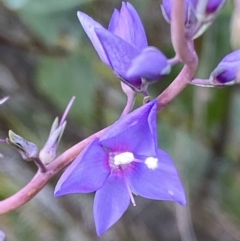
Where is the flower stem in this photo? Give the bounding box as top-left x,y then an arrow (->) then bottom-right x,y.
0,128 -> 105,214
33,157 -> 47,173
120,83 -> 136,117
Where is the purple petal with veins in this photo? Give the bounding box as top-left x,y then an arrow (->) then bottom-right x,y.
55,138 -> 110,195
77,11 -> 110,66
127,47 -> 171,80
95,27 -> 142,87
112,2 -> 147,50
127,149 -> 186,205
99,101 -> 157,156
94,174 -> 130,236
108,9 -> 120,32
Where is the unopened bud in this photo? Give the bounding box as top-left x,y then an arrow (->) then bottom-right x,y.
7,130 -> 38,161
210,49 -> 240,84
39,96 -> 75,165
39,118 -> 66,164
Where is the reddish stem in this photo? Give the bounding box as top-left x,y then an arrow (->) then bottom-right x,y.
0,129 -> 105,214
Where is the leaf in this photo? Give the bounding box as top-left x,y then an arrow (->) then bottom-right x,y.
35,50 -> 99,128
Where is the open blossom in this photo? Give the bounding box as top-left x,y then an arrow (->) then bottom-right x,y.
77,2 -> 170,92
55,101 -> 186,235
210,49 -> 240,84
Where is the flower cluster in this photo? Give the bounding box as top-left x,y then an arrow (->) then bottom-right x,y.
77,2 -> 171,93
53,0 -> 237,236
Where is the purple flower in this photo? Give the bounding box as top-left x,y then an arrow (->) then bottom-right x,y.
205,0 -> 226,14
161,0 -> 197,23
0,230 -> 5,241
195,0 -> 226,16
161,0 -> 197,34
55,101 -> 186,235
161,0 -> 226,39
77,2 -> 170,92
210,50 -> 240,84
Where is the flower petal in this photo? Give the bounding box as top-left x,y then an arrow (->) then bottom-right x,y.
161,0 -> 197,24
95,28 -> 139,74
127,47 -> 171,81
95,27 -> 141,87
126,2 -> 148,49
54,138 -> 110,196
99,101 -> 158,156
210,50 -> 240,83
205,0 -> 226,14
127,149 -> 186,205
77,11 -> 110,65
112,2 -> 147,50
94,174 -> 130,236
108,9 -> 120,32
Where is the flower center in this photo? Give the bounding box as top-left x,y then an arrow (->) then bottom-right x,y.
145,157 -> 158,170
113,152 -> 134,165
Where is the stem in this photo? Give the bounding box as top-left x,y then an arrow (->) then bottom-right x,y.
0,0 -> 199,215
170,0 -> 194,64
34,157 -> 47,173
167,55 -> 180,66
0,128 -> 105,214
120,91 -> 135,117
156,0 -> 198,111
156,60 -> 198,111
191,78 -> 213,86
120,82 -> 136,117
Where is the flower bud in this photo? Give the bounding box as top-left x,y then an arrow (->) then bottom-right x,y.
7,130 -> 38,161
210,49 -> 240,84
39,117 -> 66,165
39,96 -> 75,165
195,0 -> 226,23
161,0 -> 197,35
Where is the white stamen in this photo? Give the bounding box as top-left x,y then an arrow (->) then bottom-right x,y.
145,157 -> 158,170
114,152 -> 134,165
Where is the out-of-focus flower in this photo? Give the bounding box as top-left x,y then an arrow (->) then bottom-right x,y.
230,0 -> 240,49
0,230 -> 5,241
196,0 -> 226,18
210,49 -> 240,84
55,101 -> 186,235
78,2 -> 170,93
0,96 -> 9,105
161,0 -> 227,39
161,0 -> 197,35
39,97 -> 75,165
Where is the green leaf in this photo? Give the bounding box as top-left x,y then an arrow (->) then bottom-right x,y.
4,0 -> 94,13
35,50 -> 99,128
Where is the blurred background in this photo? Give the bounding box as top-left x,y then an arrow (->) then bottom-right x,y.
0,0 -> 239,240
